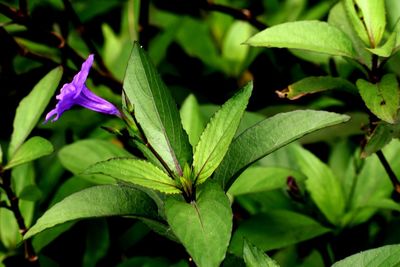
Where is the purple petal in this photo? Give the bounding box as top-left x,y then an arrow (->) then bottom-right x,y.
75,85 -> 121,116
71,54 -> 94,97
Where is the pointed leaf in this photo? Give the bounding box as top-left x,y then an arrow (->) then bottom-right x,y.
24,184 -> 158,239
193,82 -> 252,184
245,21 -> 356,58
180,94 -> 207,147
243,240 -> 280,267
214,110 -> 350,189
8,67 -> 62,158
342,0 -> 370,45
84,158 -> 180,194
165,182 -> 232,267
123,42 -> 192,176
5,137 -> 53,170
356,74 -> 399,124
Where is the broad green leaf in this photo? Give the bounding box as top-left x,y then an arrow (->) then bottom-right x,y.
83,158 -> 180,194
165,182 -> 232,267
180,94 -> 207,147
123,42 -> 192,176
332,244 -> 400,267
343,0 -> 370,46
58,139 -> 133,184
356,74 -> 399,124
228,167 -> 306,196
276,76 -> 356,100
24,184 -> 158,239
193,82 -> 252,184
230,210 -> 330,255
245,21 -> 356,58
243,240 -> 280,267
214,110 -> 350,189
354,0 -> 386,47
293,145 -> 345,225
5,136 -> 53,170
8,67 -> 62,158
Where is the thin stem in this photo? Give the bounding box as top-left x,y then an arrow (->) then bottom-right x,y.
376,150 -> 400,195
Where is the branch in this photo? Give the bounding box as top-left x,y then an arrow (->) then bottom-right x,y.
376,150 -> 400,195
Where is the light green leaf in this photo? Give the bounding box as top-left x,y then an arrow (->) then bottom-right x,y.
83,158 -> 180,194
276,76 -> 356,100
245,21 -> 356,58
243,240 -> 280,267
5,136 -> 53,170
8,67 -> 62,158
230,210 -> 330,255
180,94 -> 207,147
343,0 -> 370,46
165,182 -> 232,267
332,244 -> 400,267
193,82 -> 252,184
24,184 -> 158,239
356,74 -> 399,124
367,30 -> 397,57
123,42 -> 192,176
294,145 -> 345,225
214,110 -> 350,189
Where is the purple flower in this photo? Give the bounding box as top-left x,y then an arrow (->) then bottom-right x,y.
45,54 -> 121,122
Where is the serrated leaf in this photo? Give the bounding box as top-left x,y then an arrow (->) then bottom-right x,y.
245,21 -> 356,58
180,94 -> 207,147
8,67 -> 62,158
214,110 -> 350,189
193,82 -> 252,184
357,74 -> 399,124
83,158 -> 180,194
332,244 -> 400,267
5,137 -> 53,170
123,42 -> 192,177
24,184 -> 158,239
276,76 -> 356,100
243,240 -> 280,267
165,182 -> 232,267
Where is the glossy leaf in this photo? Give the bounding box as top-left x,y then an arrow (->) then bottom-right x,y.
193,82 -> 252,184
83,158 -> 180,194
214,110 -> 350,189
332,244 -> 400,267
123,42 -> 192,176
357,74 -> 399,124
245,21 -> 356,58
180,94 -> 206,147
8,67 -> 62,158
165,182 -> 232,267
5,136 -> 53,170
243,240 -> 279,267
24,184 -> 158,239
276,76 -> 356,100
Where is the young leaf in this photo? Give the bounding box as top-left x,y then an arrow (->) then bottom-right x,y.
276,76 -> 357,100
24,184 -> 159,239
356,74 -> 399,124
5,136 -> 53,170
165,182 -> 232,267
193,82 -> 252,184
332,244 -> 400,267
8,67 -> 62,158
214,110 -> 350,189
180,94 -> 207,147
83,158 -> 181,194
123,42 -> 192,176
342,0 -> 370,46
245,21 -> 356,58
243,240 -> 280,267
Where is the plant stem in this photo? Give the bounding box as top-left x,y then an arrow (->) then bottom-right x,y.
376,150 -> 400,195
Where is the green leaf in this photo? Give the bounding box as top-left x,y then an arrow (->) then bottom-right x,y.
123,42 -> 192,176
58,139 -> 133,184
243,240 -> 280,267
8,67 -> 62,158
193,82 -> 252,184
362,122 -> 400,157
83,158 -> 180,194
276,76 -> 357,100
24,184 -> 158,239
245,21 -> 356,58
5,136 -> 53,170
214,110 -> 350,189
356,74 -> 400,124
165,182 -> 232,267
180,94 -> 207,147
230,210 -> 330,255
332,244 -> 400,267
342,0 -> 370,46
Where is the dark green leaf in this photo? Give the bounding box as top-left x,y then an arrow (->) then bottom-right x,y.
83,219 -> 109,267
243,240 -> 280,267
